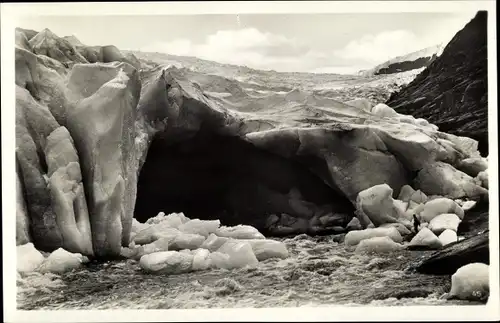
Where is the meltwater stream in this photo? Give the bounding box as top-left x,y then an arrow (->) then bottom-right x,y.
17,234 -> 480,309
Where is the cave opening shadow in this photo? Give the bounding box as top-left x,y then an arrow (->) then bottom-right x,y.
134,130 -> 354,235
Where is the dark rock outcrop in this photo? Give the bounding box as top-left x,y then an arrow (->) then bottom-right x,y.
386,11 -> 488,156
375,55 -> 437,75
413,230 -> 489,275
457,201 -> 489,235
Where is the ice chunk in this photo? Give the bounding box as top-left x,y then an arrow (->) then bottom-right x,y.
457,157 -> 488,177
139,251 -> 193,274
410,190 -> 428,204
355,236 -> 404,254
178,219 -> 221,238
133,226 -> 180,245
209,252 -> 232,269
120,247 -> 139,259
215,225 -> 265,240
17,243 -> 45,273
438,229 -> 458,246
344,227 -> 403,246
393,199 -> 408,216
476,170 -> 488,189
37,248 -> 86,274
408,227 -> 442,249
418,222 -> 429,231
420,198 -> 464,222
217,240 -> 259,269
379,223 -> 411,236
355,184 -> 401,227
201,233 -> 230,252
346,217 -> 362,231
428,213 -> 461,235
131,218 -> 149,233
169,233 -> 205,250
397,185 -> 416,202
145,212 -> 189,227
415,118 -> 430,127
242,239 -> 289,261
134,237 -> 171,259
192,248 -> 212,271
371,103 -> 398,118
449,263 -> 489,301
461,200 -> 477,212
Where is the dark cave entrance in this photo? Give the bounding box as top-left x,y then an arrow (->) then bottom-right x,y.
133,130 -> 354,235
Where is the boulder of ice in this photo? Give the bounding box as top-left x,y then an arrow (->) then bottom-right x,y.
438,229 -> 458,246
415,118 -> 430,127
201,233 -> 230,252
397,114 -> 417,125
397,185 -> 416,202
379,222 -> 412,236
170,233 -> 206,250
428,213 -> 461,235
410,190 -> 428,204
355,236 -> 404,254
448,263 -> 489,301
145,212 -> 189,227
37,248 -> 87,274
371,103 -> 398,118
134,237 -> 171,259
178,219 -> 221,238
215,225 -> 265,240
120,247 -> 139,259
393,199 -> 408,215
475,170 -> 488,189
408,227 -> 442,249
344,227 -> 403,246
420,198 -> 464,222
139,251 -> 193,274
192,248 -> 213,271
355,184 -> 401,227
457,157 -> 488,177
242,239 -> 289,261
133,226 -> 180,245
461,200 -> 477,212
415,162 -> 488,200
17,243 -> 45,273
346,217 -> 362,231
217,240 -> 259,269
131,218 -> 149,233
209,252 -> 232,269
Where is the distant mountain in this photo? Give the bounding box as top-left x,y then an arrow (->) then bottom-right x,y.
386,11 -> 488,156
361,44 -> 445,76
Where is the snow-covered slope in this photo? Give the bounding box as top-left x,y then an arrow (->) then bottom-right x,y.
361,44 -> 445,76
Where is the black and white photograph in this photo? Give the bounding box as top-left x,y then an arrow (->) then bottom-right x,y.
1,1 -> 498,321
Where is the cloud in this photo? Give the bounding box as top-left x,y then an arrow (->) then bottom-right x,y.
140,25 -> 459,74
141,28 -> 309,69
333,30 -> 432,65
141,28 -> 335,73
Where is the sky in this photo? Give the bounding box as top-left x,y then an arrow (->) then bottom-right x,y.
17,12 -> 479,74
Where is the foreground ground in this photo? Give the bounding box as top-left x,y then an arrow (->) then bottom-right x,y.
17,235 -> 482,309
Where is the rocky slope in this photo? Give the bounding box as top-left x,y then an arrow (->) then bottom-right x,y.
15,26 -> 488,259
361,44 -> 444,76
386,11 -> 488,156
